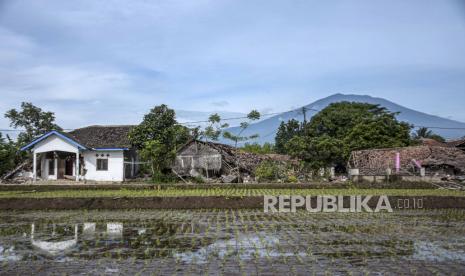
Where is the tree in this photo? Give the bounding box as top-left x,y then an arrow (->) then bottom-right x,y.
129,105 -> 190,179
5,102 -> 62,145
199,113 -> 229,142
287,102 -> 412,171
140,140 -> 175,177
241,142 -> 275,154
0,133 -> 17,177
223,110 -> 261,148
413,127 -> 445,143
275,119 -> 302,154
129,104 -> 178,149
222,110 -> 261,180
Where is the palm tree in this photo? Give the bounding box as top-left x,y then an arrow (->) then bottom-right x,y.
415,127 -> 433,139
414,127 -> 445,142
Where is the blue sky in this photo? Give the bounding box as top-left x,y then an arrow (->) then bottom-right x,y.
1,0 -> 465,130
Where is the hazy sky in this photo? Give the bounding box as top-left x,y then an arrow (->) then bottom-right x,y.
1,0 -> 465,130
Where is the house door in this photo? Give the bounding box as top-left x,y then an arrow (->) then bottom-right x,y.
65,159 -> 74,176
57,159 -> 66,179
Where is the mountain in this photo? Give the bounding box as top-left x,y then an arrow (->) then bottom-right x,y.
221,93 -> 465,145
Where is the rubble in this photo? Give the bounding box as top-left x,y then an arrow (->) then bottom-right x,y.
2,160 -> 33,184
220,174 -> 238,183
348,146 -> 465,176
173,140 -> 298,183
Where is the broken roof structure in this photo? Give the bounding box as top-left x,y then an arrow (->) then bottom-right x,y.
173,140 -> 296,178
348,146 -> 465,176
419,138 -> 448,147
447,138 -> 465,152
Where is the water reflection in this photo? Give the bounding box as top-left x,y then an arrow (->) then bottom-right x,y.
1,210 -> 465,275
31,223 -> 78,256
0,219 -> 214,262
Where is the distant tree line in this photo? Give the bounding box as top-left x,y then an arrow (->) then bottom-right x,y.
274,102 -> 445,172
0,101 -> 447,181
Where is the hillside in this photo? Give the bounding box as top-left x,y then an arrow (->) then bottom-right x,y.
221,94 -> 465,145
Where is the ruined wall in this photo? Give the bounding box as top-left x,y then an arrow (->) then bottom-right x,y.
173,142 -> 223,176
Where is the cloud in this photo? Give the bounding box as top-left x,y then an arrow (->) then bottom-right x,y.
1,0 -> 465,131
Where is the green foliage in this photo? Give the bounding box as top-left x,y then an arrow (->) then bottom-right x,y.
241,142 -> 275,154
129,105 -> 179,149
413,127 -> 445,143
0,133 -> 18,177
140,140 -> 176,175
191,175 -> 205,184
286,102 -> 412,169
223,110 -> 261,146
247,110 -> 261,120
286,135 -> 344,170
254,160 -> 297,183
2,102 -> 60,176
129,105 -> 190,179
151,171 -> 178,183
0,188 -> 464,198
5,102 -> 62,145
254,161 -> 279,182
199,113 -> 229,142
275,119 -> 302,154
287,175 -> 298,183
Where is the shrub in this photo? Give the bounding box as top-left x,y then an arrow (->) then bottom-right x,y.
191,176 -> 205,184
255,161 -> 280,182
151,171 -> 177,183
287,175 -> 298,183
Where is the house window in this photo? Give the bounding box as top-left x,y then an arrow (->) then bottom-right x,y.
97,159 -> 108,171
48,159 -> 55,175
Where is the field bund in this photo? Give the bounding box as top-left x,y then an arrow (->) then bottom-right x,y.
0,186 -> 465,210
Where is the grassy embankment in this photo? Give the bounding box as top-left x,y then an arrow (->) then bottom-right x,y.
0,188 -> 464,198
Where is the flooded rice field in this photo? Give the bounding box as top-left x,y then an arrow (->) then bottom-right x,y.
1,209 -> 465,275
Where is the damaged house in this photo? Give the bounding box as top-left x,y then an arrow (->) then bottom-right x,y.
447,138 -> 465,153
172,140 -> 295,182
348,145 -> 465,182
17,125 -> 139,182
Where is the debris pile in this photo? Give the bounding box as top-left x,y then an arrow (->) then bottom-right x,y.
349,146 -> 465,176
1,160 -> 33,184
173,140 -> 297,183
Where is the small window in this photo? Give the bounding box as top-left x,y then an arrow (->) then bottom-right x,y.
48,159 -> 55,175
97,159 -> 108,171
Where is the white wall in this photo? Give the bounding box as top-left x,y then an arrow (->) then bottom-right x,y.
29,134 -> 127,182
34,135 -> 78,154
40,157 -> 58,180
83,151 -> 124,182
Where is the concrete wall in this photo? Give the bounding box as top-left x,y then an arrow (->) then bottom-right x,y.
40,156 -> 58,180
83,151 -> 124,182
34,136 -> 78,154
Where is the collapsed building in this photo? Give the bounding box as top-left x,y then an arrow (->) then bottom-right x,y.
348,145 -> 465,182
172,140 -> 296,183
447,138 -> 465,153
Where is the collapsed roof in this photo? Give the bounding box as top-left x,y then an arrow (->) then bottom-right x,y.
349,146 -> 465,175
175,140 -> 296,174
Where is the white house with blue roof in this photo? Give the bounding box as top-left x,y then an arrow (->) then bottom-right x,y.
20,125 -> 138,182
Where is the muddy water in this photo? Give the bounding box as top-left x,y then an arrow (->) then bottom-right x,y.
1,209 -> 465,275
